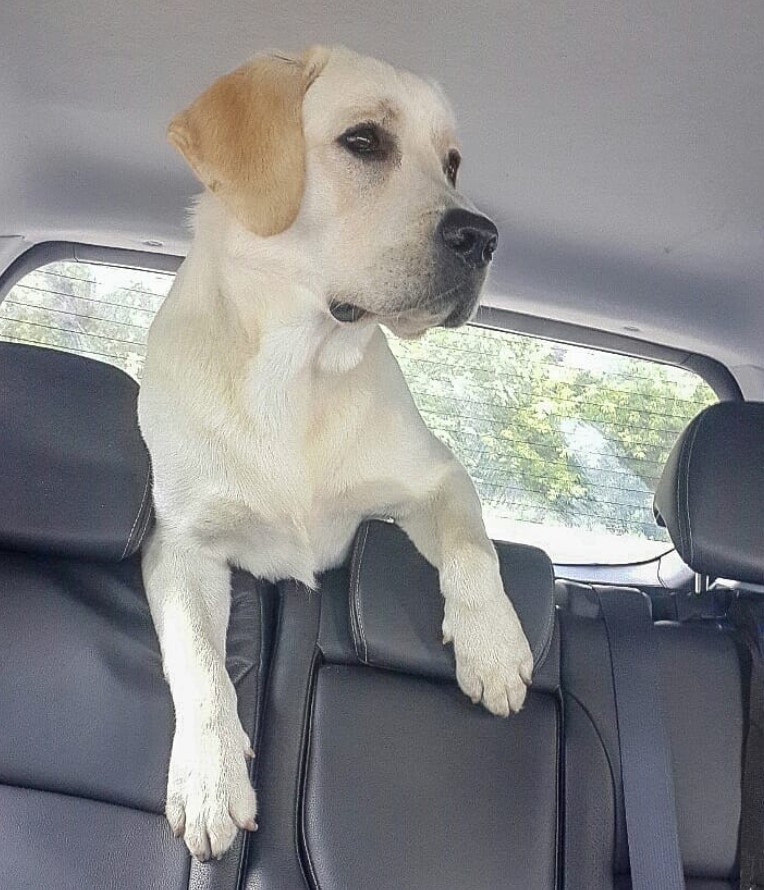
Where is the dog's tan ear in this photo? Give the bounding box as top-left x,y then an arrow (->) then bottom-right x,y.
167,47 -> 329,236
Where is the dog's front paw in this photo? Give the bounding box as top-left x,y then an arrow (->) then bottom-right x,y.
444,595 -> 533,716
166,721 -> 257,861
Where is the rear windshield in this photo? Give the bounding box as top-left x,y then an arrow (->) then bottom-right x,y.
386,325 -> 716,564
1,258 -> 717,565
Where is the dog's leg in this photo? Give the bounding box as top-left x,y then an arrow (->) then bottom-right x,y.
142,525 -> 257,860
397,461 -> 534,716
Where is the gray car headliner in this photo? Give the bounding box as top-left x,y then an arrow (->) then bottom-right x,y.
1,1 -> 763,392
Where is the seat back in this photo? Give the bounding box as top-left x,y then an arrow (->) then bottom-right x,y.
558,581 -> 745,890
247,519 -> 560,890
560,401 -> 764,889
0,343 -> 271,890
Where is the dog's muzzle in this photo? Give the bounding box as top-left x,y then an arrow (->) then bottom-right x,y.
329,209 -> 498,331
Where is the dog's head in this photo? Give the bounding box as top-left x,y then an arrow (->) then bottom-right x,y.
169,46 -> 498,337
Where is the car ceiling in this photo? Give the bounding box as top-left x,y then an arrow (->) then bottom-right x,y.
2,1 -> 763,390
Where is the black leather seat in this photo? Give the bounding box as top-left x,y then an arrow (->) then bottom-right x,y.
559,400 -> 764,890
0,343 -> 272,890
558,581 -> 745,890
653,400 -> 764,588
246,519 -> 561,890
7,342 -> 757,890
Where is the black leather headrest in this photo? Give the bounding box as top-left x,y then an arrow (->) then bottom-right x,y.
654,401 -> 764,584
348,520 -> 556,678
0,343 -> 152,560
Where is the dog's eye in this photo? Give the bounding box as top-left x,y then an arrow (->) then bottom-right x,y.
339,124 -> 384,158
445,150 -> 461,187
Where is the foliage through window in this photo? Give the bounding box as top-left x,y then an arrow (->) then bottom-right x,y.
0,260 -> 173,379
0,259 -> 716,563
386,327 -> 716,562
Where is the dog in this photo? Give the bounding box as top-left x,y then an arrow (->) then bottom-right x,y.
138,44 -> 533,861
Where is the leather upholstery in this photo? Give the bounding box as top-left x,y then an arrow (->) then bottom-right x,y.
0,554 -> 173,811
0,547 -> 273,890
0,342 -> 152,560
349,519 -> 556,678
303,667 -> 559,890
3,341 -> 750,890
658,622 -> 743,878
247,523 -> 561,890
246,581 -> 325,890
559,581 -> 745,889
0,345 -> 271,890
0,785 -> 191,890
653,400 -> 764,583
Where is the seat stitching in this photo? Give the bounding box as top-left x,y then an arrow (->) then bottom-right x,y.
533,565 -> 554,667
676,434 -> 686,557
132,473 -> 154,552
0,778 -> 164,816
294,631 -> 323,889
683,412 -> 706,567
351,522 -> 370,663
122,468 -> 152,560
235,587 -> 266,890
563,689 -> 622,878
348,529 -> 363,658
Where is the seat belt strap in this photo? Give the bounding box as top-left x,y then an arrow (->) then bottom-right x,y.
596,589 -> 686,890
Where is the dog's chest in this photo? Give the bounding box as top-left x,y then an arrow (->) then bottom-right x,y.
219,332 -> 374,576
161,319 -> 414,580
222,429 -> 367,583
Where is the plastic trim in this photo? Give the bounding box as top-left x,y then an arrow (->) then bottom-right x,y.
0,241 -> 183,303
474,304 -> 742,401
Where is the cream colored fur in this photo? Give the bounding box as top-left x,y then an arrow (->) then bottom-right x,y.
139,45 -> 532,861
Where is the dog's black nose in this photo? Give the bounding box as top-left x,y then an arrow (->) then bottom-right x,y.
438,209 -> 499,269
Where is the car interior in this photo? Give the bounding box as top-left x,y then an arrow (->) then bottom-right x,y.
1,3 -> 763,890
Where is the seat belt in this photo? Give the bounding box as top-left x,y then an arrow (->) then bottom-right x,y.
596,588 -> 686,890
728,599 -> 764,890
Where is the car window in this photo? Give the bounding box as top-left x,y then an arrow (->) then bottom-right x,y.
386,326 -> 716,564
0,260 -> 173,379
1,258 -> 716,564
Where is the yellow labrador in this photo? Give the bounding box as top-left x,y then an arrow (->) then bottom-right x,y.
138,45 -> 533,861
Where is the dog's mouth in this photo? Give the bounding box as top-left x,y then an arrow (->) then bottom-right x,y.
329,298 -> 474,336
440,295 -> 481,329
329,301 -> 433,338
329,301 -> 369,324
